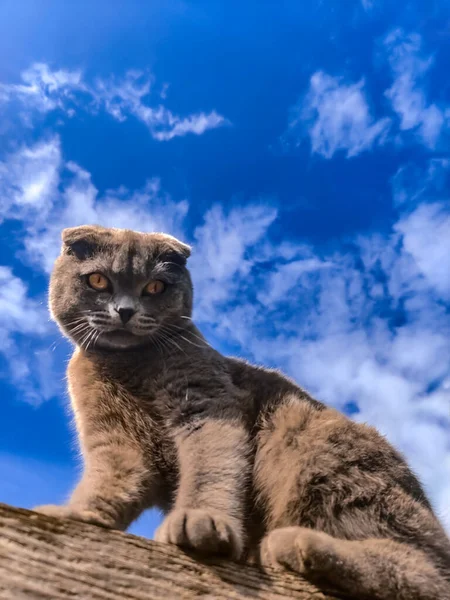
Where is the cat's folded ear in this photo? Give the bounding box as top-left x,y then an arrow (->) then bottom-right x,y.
151,233 -> 192,265
61,225 -> 109,260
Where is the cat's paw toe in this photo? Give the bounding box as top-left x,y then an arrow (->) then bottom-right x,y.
260,527 -> 304,572
154,508 -> 242,559
260,527 -> 335,574
33,504 -> 113,528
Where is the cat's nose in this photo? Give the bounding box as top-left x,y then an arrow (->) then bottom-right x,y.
116,307 -> 135,324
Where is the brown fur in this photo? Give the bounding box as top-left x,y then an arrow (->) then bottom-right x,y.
35,225 -> 450,600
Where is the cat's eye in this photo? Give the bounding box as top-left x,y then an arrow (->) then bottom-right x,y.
87,273 -> 110,291
143,280 -> 165,295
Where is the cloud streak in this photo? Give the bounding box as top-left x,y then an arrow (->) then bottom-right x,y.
287,71 -> 391,158
284,29 -> 450,157
384,29 -> 449,149
0,64 -> 228,141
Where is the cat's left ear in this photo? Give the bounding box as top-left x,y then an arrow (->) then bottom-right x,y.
61,225 -> 108,260
152,233 -> 191,265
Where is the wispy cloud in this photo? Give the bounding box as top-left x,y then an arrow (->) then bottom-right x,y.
284,30 -> 450,157
0,266 -> 56,404
395,202 -> 450,300
0,63 -> 84,115
360,0 -> 374,10
384,29 -> 449,149
287,71 -> 391,158
190,204 -> 278,322
0,64 -> 228,141
0,137 -> 61,223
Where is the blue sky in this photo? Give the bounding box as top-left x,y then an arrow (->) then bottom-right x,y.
0,0 -> 449,539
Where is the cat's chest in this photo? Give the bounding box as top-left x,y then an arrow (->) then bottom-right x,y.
120,371 -> 189,423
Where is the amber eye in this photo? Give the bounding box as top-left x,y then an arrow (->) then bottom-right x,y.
143,280 -> 165,295
87,273 -> 109,291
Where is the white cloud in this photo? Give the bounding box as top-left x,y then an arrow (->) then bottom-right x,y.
0,266 -> 56,404
0,266 -> 48,341
152,110 -> 226,141
90,70 -> 228,140
391,158 -> 450,208
0,63 -> 84,115
0,64 -> 228,141
384,29 -> 449,149
0,137 -> 61,224
395,203 -> 450,300
289,71 -> 391,158
285,31 -> 450,157
190,204 -> 278,321
256,258 -> 332,307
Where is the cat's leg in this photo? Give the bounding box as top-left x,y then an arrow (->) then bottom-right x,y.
254,397 -> 450,599
154,419 -> 250,559
34,350 -> 157,530
261,527 -> 450,600
34,432 -> 152,530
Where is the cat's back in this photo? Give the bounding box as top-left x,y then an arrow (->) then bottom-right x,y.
225,356 -> 325,420
225,357 -> 425,498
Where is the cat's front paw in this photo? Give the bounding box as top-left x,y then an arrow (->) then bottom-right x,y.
260,526 -> 336,574
154,508 -> 243,559
32,504 -> 114,528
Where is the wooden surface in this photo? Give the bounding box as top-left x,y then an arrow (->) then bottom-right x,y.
0,503 -> 343,599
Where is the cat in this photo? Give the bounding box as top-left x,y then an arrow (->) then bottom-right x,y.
34,224 -> 450,600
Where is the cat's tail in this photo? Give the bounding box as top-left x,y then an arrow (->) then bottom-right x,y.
261,526 -> 450,600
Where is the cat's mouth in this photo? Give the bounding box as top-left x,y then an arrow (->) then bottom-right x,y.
94,328 -> 152,351
65,316 -> 158,352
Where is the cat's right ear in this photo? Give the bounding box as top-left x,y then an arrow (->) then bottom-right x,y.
61,225 -> 103,260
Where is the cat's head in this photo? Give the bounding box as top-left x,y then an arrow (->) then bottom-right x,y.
49,225 -> 193,351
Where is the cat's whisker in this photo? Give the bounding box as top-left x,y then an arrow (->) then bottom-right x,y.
161,323 -> 210,350
88,328 -> 99,351
163,323 -> 210,348
151,334 -> 165,361
84,328 -> 96,352
49,339 -> 62,352
151,332 -> 169,355
68,322 -> 90,335
92,330 -> 101,350
78,325 -> 96,351
64,318 -> 87,328
157,328 -> 188,357
178,334 -> 208,350
158,323 -> 206,353
157,329 -> 186,357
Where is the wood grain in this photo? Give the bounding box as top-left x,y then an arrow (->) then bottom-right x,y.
0,503 -> 343,599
